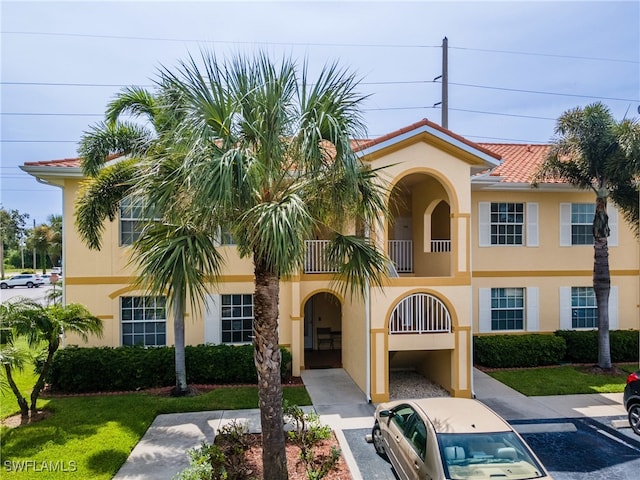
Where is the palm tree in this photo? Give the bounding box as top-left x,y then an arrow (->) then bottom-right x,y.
158,51 -> 390,479
76,51 -> 390,478
534,102 -> 640,370
76,83 -> 220,396
0,298 -> 103,417
128,220 -> 223,394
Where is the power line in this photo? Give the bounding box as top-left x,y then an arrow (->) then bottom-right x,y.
3,30 -> 637,64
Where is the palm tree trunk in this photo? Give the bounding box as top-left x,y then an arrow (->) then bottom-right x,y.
4,364 -> 29,418
30,345 -> 56,416
173,293 -> 188,393
593,196 -> 612,370
253,255 -> 288,480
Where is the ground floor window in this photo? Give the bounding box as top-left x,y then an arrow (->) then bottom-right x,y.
121,296 -> 166,346
571,287 -> 597,328
221,294 -> 254,343
491,288 -> 524,330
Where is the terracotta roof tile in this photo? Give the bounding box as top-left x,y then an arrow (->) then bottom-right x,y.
23,157 -> 82,168
477,143 -> 555,183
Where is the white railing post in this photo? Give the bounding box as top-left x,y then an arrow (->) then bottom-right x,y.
388,240 -> 413,273
304,240 -> 338,273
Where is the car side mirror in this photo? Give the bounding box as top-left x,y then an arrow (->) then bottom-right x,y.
379,409 -> 392,418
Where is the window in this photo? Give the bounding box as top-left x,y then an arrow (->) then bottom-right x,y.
120,196 -> 147,245
571,287 -> 597,328
121,296 -> 166,346
221,294 -> 254,343
490,203 -> 524,245
491,288 -> 524,330
571,204 -> 594,245
220,227 -> 235,246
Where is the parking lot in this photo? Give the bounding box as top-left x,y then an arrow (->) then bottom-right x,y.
342,416 -> 640,480
0,283 -> 56,304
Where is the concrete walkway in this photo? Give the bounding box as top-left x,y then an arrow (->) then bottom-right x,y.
114,368 -> 629,479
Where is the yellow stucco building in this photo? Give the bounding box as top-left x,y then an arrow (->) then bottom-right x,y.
21,119 -> 640,402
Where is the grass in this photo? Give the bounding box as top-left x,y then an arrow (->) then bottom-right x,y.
486,363 -> 639,396
1,343 -> 311,479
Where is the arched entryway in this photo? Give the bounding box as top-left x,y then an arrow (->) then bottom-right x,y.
303,292 -> 342,369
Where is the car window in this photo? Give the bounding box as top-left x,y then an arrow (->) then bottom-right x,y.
390,405 -> 415,432
438,432 -> 547,479
404,414 -> 427,459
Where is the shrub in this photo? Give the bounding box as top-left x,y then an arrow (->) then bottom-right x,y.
473,334 -> 566,368
48,344 -> 293,393
555,329 -> 639,363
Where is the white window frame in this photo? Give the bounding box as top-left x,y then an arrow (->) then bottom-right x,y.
120,296 -> 167,346
119,196 -> 147,246
560,202 -> 618,247
220,294 -> 254,344
478,287 -> 538,333
559,285 -> 618,330
478,202 -> 538,247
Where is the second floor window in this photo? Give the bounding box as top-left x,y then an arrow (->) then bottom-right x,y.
490,203 -> 524,245
571,204 -> 595,245
120,196 -> 146,246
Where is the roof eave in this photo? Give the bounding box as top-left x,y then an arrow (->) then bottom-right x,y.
356,124 -> 501,168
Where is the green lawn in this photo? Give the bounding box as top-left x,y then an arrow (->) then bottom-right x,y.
486,363 -> 638,396
1,356 -> 310,480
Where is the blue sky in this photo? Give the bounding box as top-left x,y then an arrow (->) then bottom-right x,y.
1,0 -> 638,225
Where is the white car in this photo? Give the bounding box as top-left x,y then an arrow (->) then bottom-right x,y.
0,274 -> 46,289
371,397 -> 552,480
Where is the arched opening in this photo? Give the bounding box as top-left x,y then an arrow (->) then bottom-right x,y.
303,292 -> 342,369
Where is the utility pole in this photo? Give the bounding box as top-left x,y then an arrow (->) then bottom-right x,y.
441,36 -> 448,129
433,37 -> 449,129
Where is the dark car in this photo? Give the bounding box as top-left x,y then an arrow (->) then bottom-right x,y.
624,370 -> 640,436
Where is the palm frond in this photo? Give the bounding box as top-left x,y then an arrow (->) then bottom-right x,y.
74,158 -> 139,250
105,86 -> 158,126
78,121 -> 154,177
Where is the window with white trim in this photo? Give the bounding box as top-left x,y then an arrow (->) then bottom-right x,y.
491,288 -> 524,330
490,203 -> 524,245
121,296 -> 166,346
120,196 -> 146,246
221,294 -> 254,343
570,204 -> 594,245
571,287 -> 597,328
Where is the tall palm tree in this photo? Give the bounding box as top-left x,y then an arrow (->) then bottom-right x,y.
75,84 -> 219,396
0,298 -> 102,417
534,102 -> 640,370
159,51 -> 390,479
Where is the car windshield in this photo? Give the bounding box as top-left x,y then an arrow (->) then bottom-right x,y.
437,432 -> 546,479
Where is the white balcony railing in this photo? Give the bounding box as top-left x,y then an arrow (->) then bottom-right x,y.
430,240 -> 451,252
388,240 -> 413,273
389,293 -> 451,334
304,240 -> 337,273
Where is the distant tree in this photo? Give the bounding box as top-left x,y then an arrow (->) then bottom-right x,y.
0,208 -> 29,278
46,214 -> 63,269
534,102 -> 640,370
27,224 -> 53,273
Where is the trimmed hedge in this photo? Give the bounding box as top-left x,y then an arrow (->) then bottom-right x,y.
474,334 -> 566,368
47,344 -> 293,393
554,329 -> 639,364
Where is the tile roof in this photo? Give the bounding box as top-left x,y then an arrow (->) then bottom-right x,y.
23,157 -> 83,168
477,143 -> 554,183
21,124 -> 555,184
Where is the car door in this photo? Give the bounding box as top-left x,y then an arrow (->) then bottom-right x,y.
400,414 -> 433,480
383,404 -> 415,479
